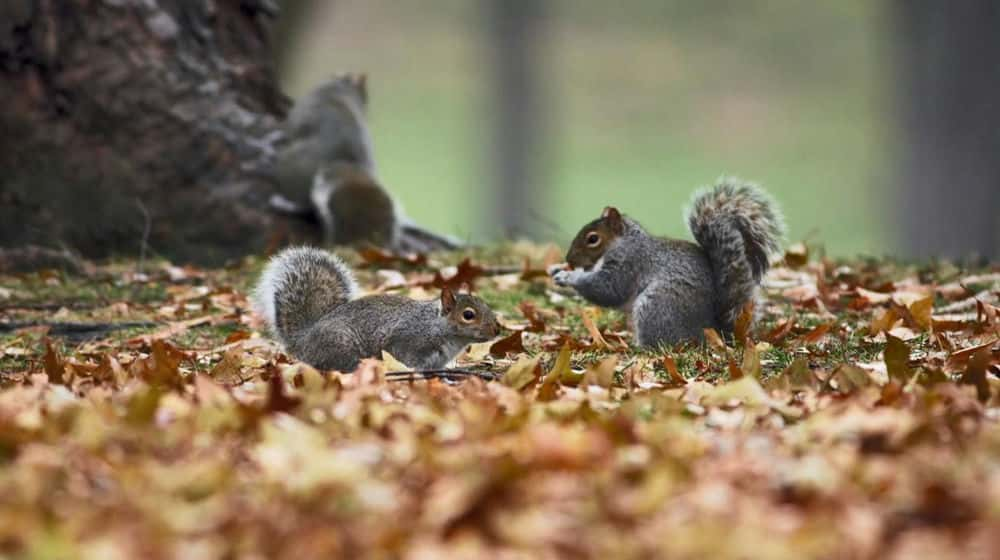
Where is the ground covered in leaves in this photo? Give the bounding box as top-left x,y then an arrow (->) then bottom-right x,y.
1,243 -> 999,559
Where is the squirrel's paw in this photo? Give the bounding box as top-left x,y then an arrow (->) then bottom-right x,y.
552,268 -> 582,287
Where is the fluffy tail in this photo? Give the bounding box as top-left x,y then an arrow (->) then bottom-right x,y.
686,178 -> 785,329
253,247 -> 359,345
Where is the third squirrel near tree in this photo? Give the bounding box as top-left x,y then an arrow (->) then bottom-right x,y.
271,73 -> 461,254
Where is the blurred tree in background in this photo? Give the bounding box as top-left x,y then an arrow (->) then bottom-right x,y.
1,1 -> 997,263
893,1 -> 999,260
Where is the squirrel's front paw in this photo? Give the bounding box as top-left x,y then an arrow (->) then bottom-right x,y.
552,269 -> 580,287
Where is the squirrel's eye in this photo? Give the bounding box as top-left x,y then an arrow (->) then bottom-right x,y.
461,308 -> 477,321
585,232 -> 601,247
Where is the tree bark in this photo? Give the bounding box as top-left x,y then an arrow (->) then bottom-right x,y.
892,1 -> 1000,260
0,0 -> 314,265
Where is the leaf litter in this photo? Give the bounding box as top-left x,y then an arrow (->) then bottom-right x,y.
0,246 -> 998,558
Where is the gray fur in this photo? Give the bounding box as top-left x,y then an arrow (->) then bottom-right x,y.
554,222 -> 717,347
277,75 -> 375,208
686,178 -> 785,328
254,247 -> 498,371
554,178 -> 783,347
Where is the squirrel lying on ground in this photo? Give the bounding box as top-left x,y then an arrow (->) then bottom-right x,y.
551,178 -> 784,348
272,74 -> 461,253
254,247 -> 502,371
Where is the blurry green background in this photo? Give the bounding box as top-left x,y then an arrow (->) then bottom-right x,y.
280,1 -> 890,255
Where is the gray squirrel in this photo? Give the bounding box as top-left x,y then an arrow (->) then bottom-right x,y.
551,178 -> 784,348
272,74 -> 461,253
253,247 -> 502,371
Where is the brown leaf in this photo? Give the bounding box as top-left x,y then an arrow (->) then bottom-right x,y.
960,347 -> 993,402
784,242 -> 809,268
884,333 -> 911,383
538,344 -> 571,401
95,353 -> 128,387
209,346 -> 245,385
733,301 -> 755,343
582,356 -> 618,388
130,340 -> 187,389
501,354 -> 542,391
662,354 -> 687,387
727,357 -> 743,380
42,338 -> 65,385
703,328 -> 727,351
870,307 -> 899,335
798,323 -> 832,345
908,296 -> 934,331
781,357 -> 816,390
358,247 -> 427,268
581,308 -> 612,350
978,299 -> 1000,336
420,258 -> 486,291
740,343 -> 762,379
832,364 -> 872,392
519,257 -> 550,281
265,370 -> 301,413
948,338 -> 999,369
127,315 -> 214,346
490,330 -> 525,357
224,330 -> 252,344
764,317 -> 796,344
518,301 -> 547,333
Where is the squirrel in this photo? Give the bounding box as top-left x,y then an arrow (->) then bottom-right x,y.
550,178 -> 784,348
253,246 -> 502,371
272,73 -> 461,253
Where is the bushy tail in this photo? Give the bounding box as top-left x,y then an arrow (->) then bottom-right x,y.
686,178 -> 785,329
253,247 -> 359,345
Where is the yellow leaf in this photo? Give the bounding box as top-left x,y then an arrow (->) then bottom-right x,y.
908,296 -> 934,331
580,308 -> 611,349
582,356 -> 618,388
501,354 -> 542,391
381,351 -> 411,372
544,344 -> 572,384
740,343 -> 762,379
883,333 -> 911,382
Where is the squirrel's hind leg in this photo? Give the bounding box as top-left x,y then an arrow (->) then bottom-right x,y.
632,283 -> 716,348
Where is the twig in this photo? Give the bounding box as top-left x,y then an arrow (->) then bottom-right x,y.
384,368 -> 497,382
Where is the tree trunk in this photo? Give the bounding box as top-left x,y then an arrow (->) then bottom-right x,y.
484,0 -> 548,240
0,0 -> 315,265
892,1 -> 1000,260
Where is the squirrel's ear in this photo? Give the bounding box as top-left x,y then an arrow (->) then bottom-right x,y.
602,206 -> 624,233
356,73 -> 368,102
440,287 -> 456,313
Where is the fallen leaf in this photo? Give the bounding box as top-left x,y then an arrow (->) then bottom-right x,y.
884,333 -> 911,383
798,323 -> 832,345
490,330 -> 525,357
733,301 -> 755,343
703,328 -> 727,351
381,351 -> 411,372
582,356 -> 617,389
960,347 -> 993,402
501,354 -> 542,391
42,339 -> 65,385
908,296 -> 934,331
784,242 -> 809,268
662,354 -> 687,386
740,343 -> 762,379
